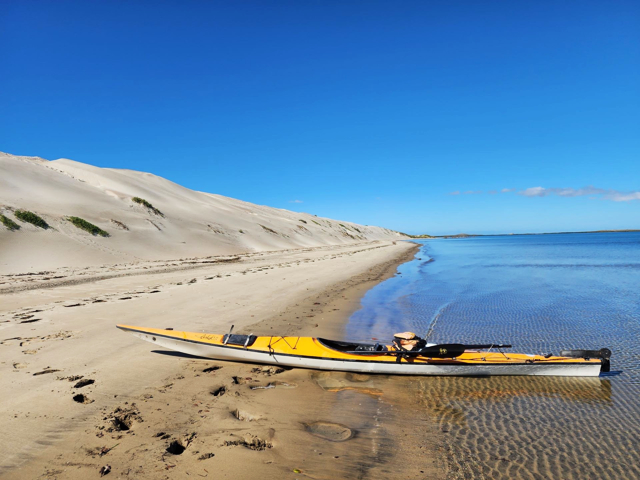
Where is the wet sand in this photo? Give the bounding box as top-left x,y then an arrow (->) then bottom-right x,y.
0,240 -> 444,479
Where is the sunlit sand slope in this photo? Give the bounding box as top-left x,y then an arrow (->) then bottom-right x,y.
0,152 -> 405,272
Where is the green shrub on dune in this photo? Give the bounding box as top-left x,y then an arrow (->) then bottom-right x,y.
14,210 -> 49,229
0,214 -> 21,231
132,197 -> 164,216
67,216 -> 110,237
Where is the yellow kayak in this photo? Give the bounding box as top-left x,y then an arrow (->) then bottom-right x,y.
117,324 -> 610,377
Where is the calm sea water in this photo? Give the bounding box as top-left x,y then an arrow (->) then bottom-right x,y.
348,233 -> 640,480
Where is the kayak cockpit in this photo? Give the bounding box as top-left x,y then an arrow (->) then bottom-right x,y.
317,338 -> 389,353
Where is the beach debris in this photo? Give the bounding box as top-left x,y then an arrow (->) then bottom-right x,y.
63,303 -> 83,307
188,278 -> 197,284
210,386 -> 226,397
223,434 -> 272,451
304,422 -> 353,442
293,469 -> 302,473
73,393 -> 93,404
231,409 -> 261,422
87,443 -> 119,457
251,366 -> 285,376
99,464 -> 111,476
198,453 -> 215,460
74,378 -> 95,388
232,376 -> 251,385
33,368 -> 61,376
185,432 -> 197,447
58,374 -> 83,382
250,381 -> 296,390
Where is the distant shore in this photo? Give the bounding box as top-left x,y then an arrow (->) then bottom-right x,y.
407,229 -> 640,239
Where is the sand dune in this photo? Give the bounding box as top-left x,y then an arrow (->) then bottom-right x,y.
0,152 -> 405,273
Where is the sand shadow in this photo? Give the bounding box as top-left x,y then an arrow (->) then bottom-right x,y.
150,350 -> 211,360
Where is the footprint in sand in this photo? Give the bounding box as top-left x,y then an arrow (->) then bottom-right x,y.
73,393 -> 94,404
74,378 -> 95,388
210,385 -> 227,397
304,422 -> 354,442
202,366 -> 222,373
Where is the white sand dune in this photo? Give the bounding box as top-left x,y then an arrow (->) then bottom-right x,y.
0,152 -> 405,273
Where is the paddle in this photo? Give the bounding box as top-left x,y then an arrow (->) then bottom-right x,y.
344,343 -> 512,358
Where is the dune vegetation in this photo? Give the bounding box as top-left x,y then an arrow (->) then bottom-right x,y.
132,197 -> 164,216
0,213 -> 21,231
14,210 -> 49,229
67,216 -> 110,237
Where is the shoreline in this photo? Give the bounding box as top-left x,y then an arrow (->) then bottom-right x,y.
247,240 -> 421,339
0,240 -> 444,479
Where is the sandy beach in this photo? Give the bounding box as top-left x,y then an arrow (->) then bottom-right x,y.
0,239 -> 444,479
0,152 -> 444,478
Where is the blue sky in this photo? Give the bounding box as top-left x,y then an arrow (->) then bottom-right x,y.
2,1 -> 638,235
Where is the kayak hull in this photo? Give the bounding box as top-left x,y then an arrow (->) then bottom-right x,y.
118,325 -> 604,377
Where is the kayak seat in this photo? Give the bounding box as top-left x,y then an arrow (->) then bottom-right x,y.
223,334 -> 257,347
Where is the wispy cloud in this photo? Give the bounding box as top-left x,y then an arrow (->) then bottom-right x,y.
448,186 -> 640,202
449,190 -> 482,195
289,199 -> 303,203
608,192 -> 640,202
518,186 -> 640,202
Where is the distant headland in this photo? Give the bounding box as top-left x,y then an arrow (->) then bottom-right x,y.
402,230 -> 640,239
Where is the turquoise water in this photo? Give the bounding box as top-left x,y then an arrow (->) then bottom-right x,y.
348,233 -> 640,479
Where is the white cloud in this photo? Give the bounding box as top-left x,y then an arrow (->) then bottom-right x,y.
606,191 -> 640,202
289,199 -> 303,203
518,186 -> 640,202
447,185 -> 640,202
519,186 -> 548,197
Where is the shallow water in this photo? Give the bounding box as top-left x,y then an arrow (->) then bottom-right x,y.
348,232 -> 640,479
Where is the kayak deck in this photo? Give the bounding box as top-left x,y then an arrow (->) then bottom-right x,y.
117,325 -> 606,377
